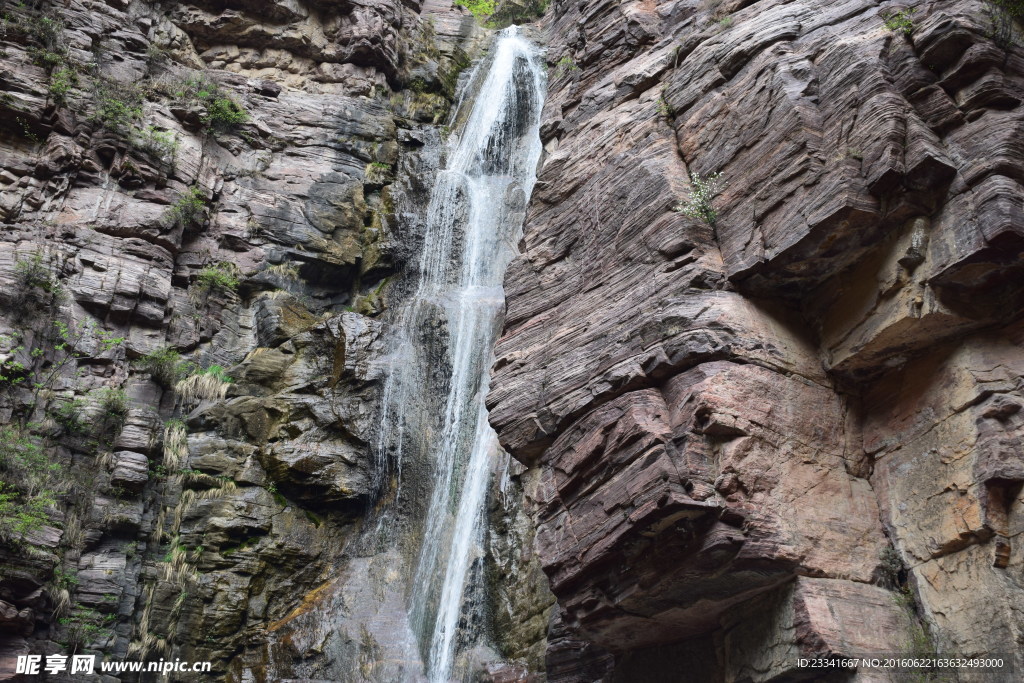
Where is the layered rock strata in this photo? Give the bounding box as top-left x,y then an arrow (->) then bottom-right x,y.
489,0 -> 1024,679
0,0 -> 550,680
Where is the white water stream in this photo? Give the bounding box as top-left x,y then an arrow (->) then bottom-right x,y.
373,27 -> 545,682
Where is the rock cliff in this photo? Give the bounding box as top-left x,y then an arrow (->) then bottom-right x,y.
1,0 -> 1022,681
487,0 -> 1024,680
0,0 -> 511,679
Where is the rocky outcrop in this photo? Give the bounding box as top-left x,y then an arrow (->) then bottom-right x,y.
0,0 -> 508,679
4,0 -> 1023,680
489,0 -> 1024,679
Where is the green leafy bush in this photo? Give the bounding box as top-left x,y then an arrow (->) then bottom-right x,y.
50,397 -> 87,436
166,186 -> 206,228
15,251 -> 63,298
882,8 -> 915,35
0,429 -> 61,498
0,428 -> 61,546
156,75 -> 249,132
92,388 -> 129,441
135,347 -> 190,387
48,66 -> 76,103
59,607 -> 114,649
131,126 -> 179,166
455,0 -> 496,19
0,481 -> 55,543
195,262 -> 240,295
93,90 -> 144,133
200,365 -> 233,383
2,8 -> 68,69
203,97 -> 248,130
553,55 -> 579,79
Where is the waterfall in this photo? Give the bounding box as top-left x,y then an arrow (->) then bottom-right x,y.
373,26 -> 545,683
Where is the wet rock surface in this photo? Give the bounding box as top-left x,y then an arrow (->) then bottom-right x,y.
0,0 -> 547,680
488,0 -> 1024,679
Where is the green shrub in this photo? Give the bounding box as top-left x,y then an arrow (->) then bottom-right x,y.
166,186 -> 206,228
135,347 -> 189,387
15,251 -> 62,297
59,607 -> 113,649
203,96 -> 248,130
93,90 -> 144,133
92,388 -> 129,441
0,428 -> 61,546
3,8 -> 67,69
553,55 -> 579,79
675,171 -> 726,227
199,365 -> 233,383
131,126 -> 179,166
156,75 -> 249,132
0,429 -> 61,498
0,480 -> 55,543
48,66 -> 76,104
50,397 -> 87,436
882,8 -> 915,35
455,0 -> 496,19
195,262 -> 240,295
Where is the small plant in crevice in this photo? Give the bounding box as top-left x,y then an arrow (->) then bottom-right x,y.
0,427 -> 62,546
202,95 -> 248,131
48,66 -> 77,104
553,55 -> 579,79
131,126 -> 179,168
718,15 -> 734,29
14,250 -> 64,309
879,545 -> 906,589
152,74 -> 250,134
2,320 -> 125,429
675,171 -> 727,228
175,364 -> 233,404
882,8 -> 916,36
165,186 -> 206,229
135,347 -> 189,388
92,82 -> 145,135
194,261 -> 240,296
91,387 -> 129,443
657,86 -> 673,119
49,397 -> 88,436
59,606 -> 115,650
2,6 -> 68,71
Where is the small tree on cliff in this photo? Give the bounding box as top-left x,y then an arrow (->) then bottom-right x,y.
676,171 -> 726,228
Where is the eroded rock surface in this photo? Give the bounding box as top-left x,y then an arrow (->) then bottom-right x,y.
0,0 -> 539,680
489,0 -> 1024,679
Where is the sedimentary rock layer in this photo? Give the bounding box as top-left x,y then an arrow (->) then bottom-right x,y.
489,0 -> 1024,679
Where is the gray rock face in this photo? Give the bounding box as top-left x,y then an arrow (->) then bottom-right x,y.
487,0 -> 1024,679
0,0 -> 537,680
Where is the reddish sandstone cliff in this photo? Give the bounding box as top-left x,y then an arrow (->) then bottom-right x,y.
488,0 -> 1024,679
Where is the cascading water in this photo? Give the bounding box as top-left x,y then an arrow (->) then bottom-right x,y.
373,26 -> 545,683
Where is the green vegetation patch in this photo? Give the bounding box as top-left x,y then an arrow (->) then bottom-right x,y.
455,0 -> 497,20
